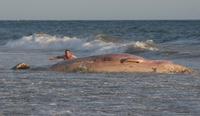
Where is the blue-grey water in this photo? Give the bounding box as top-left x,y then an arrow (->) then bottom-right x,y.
0,21 -> 200,116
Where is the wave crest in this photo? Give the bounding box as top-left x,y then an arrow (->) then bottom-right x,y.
5,33 -> 83,50
4,33 -> 159,55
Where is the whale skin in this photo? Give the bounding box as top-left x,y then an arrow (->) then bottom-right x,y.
49,54 -> 192,74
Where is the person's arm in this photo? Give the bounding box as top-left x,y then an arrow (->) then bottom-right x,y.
72,54 -> 77,59
49,55 -> 65,60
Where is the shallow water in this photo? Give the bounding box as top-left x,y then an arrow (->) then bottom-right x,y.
0,21 -> 200,115
1,70 -> 200,116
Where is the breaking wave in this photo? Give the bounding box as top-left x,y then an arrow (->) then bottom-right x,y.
4,33 -> 159,55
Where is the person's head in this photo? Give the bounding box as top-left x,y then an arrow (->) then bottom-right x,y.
65,49 -> 71,55
64,49 -> 76,60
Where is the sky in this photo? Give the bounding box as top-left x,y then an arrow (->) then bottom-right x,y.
0,0 -> 199,20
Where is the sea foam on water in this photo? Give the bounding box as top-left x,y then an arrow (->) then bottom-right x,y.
5,33 -> 159,55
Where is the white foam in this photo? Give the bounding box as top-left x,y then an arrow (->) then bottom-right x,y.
134,40 -> 159,51
5,33 -> 159,55
5,33 -> 84,50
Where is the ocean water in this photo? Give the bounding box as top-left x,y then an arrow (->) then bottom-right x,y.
0,20 -> 200,115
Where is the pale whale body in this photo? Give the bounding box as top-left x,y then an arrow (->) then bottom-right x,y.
49,54 -> 191,74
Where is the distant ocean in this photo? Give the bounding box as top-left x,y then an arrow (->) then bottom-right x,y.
0,21 -> 200,115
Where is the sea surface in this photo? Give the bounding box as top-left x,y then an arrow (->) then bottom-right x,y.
0,20 -> 200,116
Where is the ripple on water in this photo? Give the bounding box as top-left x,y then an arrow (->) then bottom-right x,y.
0,71 -> 200,115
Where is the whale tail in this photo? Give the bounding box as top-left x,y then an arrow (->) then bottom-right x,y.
156,63 -> 192,74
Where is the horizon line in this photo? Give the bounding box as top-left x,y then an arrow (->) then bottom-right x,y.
0,19 -> 200,21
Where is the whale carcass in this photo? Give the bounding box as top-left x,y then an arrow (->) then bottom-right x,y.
49,54 -> 191,74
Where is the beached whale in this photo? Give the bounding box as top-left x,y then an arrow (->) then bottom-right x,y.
12,53 -> 192,74
49,54 -> 191,74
